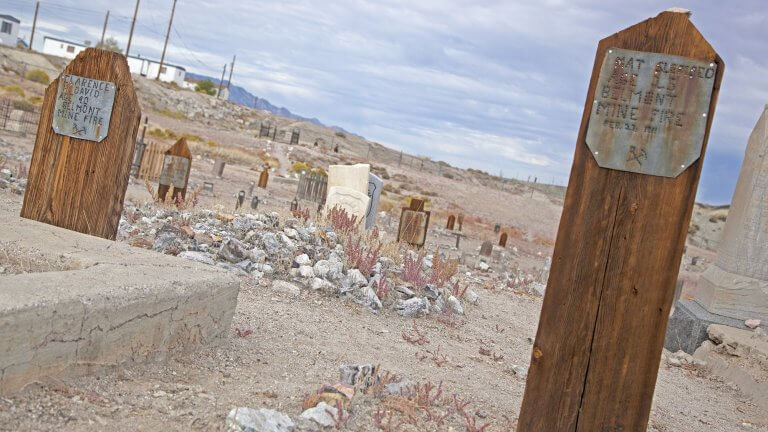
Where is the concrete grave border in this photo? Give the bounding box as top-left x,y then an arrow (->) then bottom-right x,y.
0,209 -> 239,394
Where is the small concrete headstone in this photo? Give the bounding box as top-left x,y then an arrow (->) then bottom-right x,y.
494,223 -> 501,234
250,195 -> 260,210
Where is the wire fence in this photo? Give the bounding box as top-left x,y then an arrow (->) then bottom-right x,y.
0,97 -> 40,135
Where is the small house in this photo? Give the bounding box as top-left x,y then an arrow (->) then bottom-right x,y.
0,15 -> 20,47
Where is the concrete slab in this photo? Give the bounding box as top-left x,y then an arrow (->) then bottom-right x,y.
0,210 -> 239,394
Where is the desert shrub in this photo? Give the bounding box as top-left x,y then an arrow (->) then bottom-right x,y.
158,108 -> 186,120
195,80 -> 217,96
421,189 -> 438,197
3,85 -> 24,98
312,167 -> 327,177
346,235 -> 381,277
27,96 -> 43,106
291,161 -> 311,173
11,99 -> 36,112
335,131 -> 346,138
402,251 -> 428,289
326,205 -> 360,237
181,132 -> 204,142
147,127 -> 170,139
25,68 -> 50,84
377,199 -> 395,213
442,172 -> 454,179
429,254 -> 458,288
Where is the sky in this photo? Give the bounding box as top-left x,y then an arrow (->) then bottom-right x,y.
4,0 -> 767,204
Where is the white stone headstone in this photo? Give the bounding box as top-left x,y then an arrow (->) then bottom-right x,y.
695,106 -> 768,321
328,164 -> 370,195
326,186 -> 370,223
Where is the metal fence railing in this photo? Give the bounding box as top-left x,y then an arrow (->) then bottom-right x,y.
0,97 -> 40,135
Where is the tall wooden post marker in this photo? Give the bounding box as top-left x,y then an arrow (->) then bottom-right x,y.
21,49 -> 141,240
518,11 -> 723,432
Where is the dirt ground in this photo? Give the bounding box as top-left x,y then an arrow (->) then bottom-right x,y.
1,50 -> 766,431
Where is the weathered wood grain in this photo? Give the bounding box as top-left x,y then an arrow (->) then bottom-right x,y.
517,11 -> 723,432
20,48 -> 141,240
157,137 -> 192,201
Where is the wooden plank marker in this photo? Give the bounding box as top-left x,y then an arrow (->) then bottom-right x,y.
396,198 -> 430,248
20,48 -> 141,240
258,167 -> 269,189
157,137 -> 192,202
517,10 -> 723,431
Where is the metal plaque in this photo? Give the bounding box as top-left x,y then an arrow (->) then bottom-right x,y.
158,155 -> 190,188
52,74 -> 116,142
586,48 -> 717,177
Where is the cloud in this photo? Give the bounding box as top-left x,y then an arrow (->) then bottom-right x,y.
5,0 -> 767,203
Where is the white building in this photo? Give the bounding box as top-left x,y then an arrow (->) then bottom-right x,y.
125,55 -> 185,86
42,36 -> 87,58
0,15 -> 20,47
42,36 -> 186,86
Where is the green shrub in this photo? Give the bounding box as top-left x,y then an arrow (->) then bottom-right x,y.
194,80 -> 217,96
291,161 -> 311,173
25,69 -> 50,85
3,85 -> 24,98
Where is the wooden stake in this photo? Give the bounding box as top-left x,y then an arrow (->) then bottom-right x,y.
21,49 -> 141,240
518,11 -> 723,431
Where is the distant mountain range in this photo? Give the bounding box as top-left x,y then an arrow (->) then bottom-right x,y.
186,72 -> 346,132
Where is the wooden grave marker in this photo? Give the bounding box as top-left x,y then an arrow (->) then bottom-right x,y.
457,214 -> 464,231
446,214 -> 456,230
157,137 -> 192,202
499,232 -> 508,247
517,10 -> 723,432
21,48 -> 141,240
396,198 -> 430,248
479,241 -> 492,257
258,167 -> 269,188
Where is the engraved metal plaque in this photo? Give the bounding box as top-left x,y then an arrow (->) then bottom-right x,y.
586,48 -> 717,177
158,155 -> 190,188
52,74 -> 116,142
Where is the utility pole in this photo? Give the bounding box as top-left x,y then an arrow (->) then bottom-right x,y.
226,55 -> 236,90
217,64 -> 227,98
99,10 -> 110,47
125,0 -> 140,57
29,2 -> 39,51
157,0 -> 177,80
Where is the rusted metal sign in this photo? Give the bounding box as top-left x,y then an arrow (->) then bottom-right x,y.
158,155 -> 189,188
52,74 -> 116,142
586,48 -> 717,177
